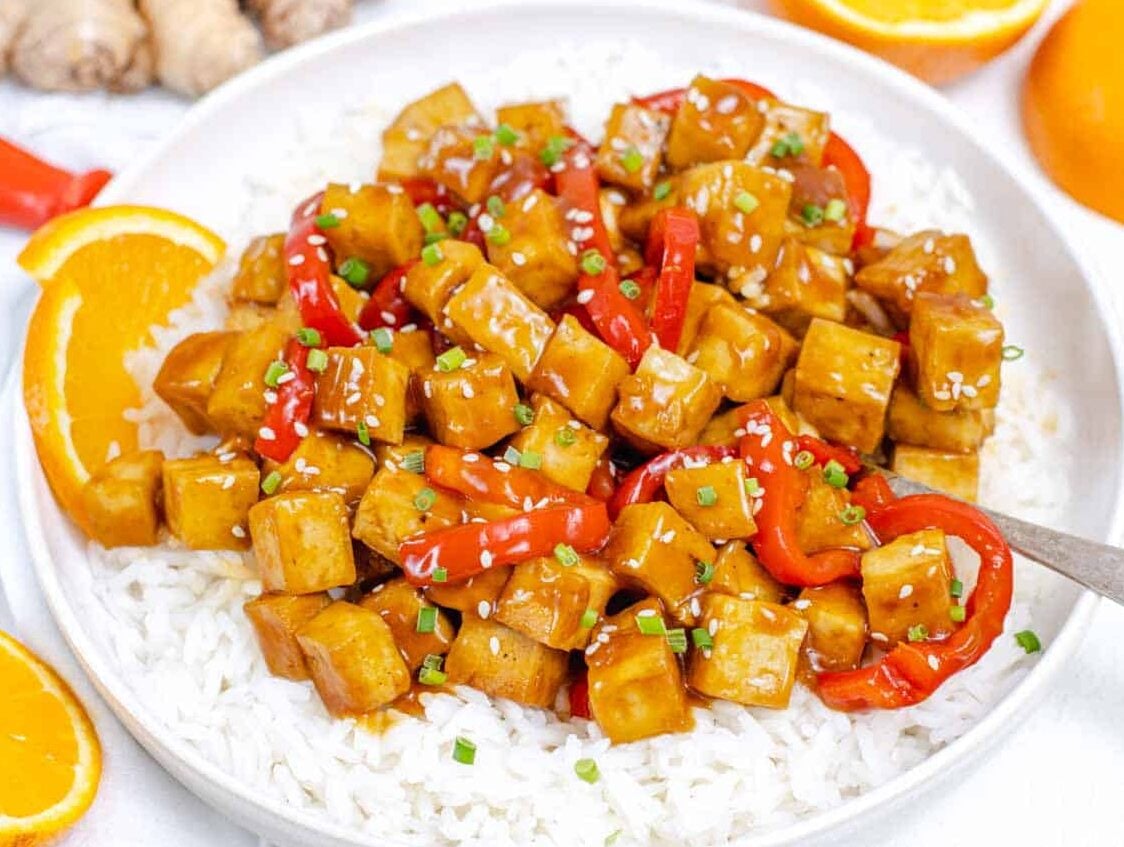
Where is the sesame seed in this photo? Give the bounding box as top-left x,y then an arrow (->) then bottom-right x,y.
231,525 -> 246,538
288,254 -> 305,266
478,600 -> 492,618
307,234 -> 327,246
899,584 -> 914,599
511,252 -> 526,267
489,636 -> 501,656
258,427 -> 276,441
576,289 -> 594,305
708,619 -> 719,637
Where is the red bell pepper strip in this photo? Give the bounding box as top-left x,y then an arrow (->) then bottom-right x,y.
399,177 -> 458,216
608,445 -> 738,520
358,262 -> 419,331
739,401 -> 862,586
569,671 -> 592,719
646,207 -> 699,352
850,473 -> 897,514
822,132 -> 874,250
817,494 -> 1014,711
399,502 -> 612,586
424,445 -> 591,511
632,79 -> 777,114
254,339 -> 316,462
286,192 -> 365,348
0,138 -> 112,230
795,434 -> 863,476
586,456 -> 618,504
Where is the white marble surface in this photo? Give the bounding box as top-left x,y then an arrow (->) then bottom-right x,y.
1,1 -> 1123,844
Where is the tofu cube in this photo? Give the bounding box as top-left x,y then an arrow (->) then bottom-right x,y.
605,502 -> 715,624
757,238 -> 849,336
710,541 -> 785,603
319,183 -> 423,280
666,75 -> 765,169
444,616 -> 569,708
675,282 -> 736,357
795,583 -> 868,674
329,274 -> 369,324
206,321 -> 289,437
82,450 -> 164,548
352,466 -> 464,563
385,327 -> 437,420
746,100 -> 831,167
419,352 -> 522,450
402,240 -> 485,337
155,331 -> 235,435
485,189 -> 578,309
244,592 -> 331,680
787,165 -> 857,256
443,264 -> 556,382
796,472 -> 873,553
420,125 -> 504,204
891,445 -> 980,502
791,318 -> 901,453
312,346 -> 410,444
296,602 -> 411,716
687,302 -> 797,402
664,461 -> 758,541
586,598 -> 693,743
425,566 -> 511,615
249,491 -> 356,593
358,578 -> 455,671
231,234 -> 287,304
909,292 -> 1004,412
528,314 -> 630,429
495,99 -> 567,151
379,82 -> 482,181
700,396 -> 802,447
687,595 -> 808,708
861,528 -> 955,646
595,103 -> 671,192
887,385 -> 989,453
508,394 -> 609,492
611,346 -> 723,452
261,430 -> 375,505
162,454 -> 259,550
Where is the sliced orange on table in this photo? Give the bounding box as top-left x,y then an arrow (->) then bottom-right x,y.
19,206 -> 225,532
0,631 -> 102,844
769,0 -> 1049,84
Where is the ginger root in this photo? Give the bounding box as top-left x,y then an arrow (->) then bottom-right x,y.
11,0 -> 153,92
140,0 -> 263,97
247,0 -> 352,50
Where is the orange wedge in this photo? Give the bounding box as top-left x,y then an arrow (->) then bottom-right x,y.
769,0 -> 1049,85
20,206 -> 225,532
0,631 -> 102,844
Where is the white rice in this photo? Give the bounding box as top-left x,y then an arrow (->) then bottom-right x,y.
84,40 -> 1069,847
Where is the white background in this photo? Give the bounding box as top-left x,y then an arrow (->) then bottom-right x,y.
1,0 -> 1122,844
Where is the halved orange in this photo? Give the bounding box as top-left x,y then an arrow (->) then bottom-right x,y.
20,206 -> 225,531
0,631 -> 102,844
769,0 -> 1049,85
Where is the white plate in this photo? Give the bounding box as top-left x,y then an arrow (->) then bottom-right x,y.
17,1 -> 1124,845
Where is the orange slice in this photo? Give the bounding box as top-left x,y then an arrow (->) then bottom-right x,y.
769,0 -> 1049,84
19,206 -> 225,532
0,631 -> 101,844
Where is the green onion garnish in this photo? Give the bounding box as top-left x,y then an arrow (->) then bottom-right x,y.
422,654 -> 443,670
519,450 -> 542,470
514,403 -> 534,426
619,279 -> 641,300
695,560 -> 715,585
574,757 -> 600,784
423,231 -> 448,246
770,131 -> 805,158
306,348 -> 329,373
554,427 -> 577,447
494,123 -> 520,146
980,293 -> 996,310
666,628 -> 688,654
447,211 -> 468,236
486,223 -> 512,246
419,665 -> 447,686
839,505 -> 866,526
824,198 -> 848,222
315,212 -> 340,229
371,327 -> 394,354
620,147 -> 645,174
436,346 -> 467,372
338,257 -> 370,287
473,135 -> 494,161
636,613 -> 667,636
503,445 -> 522,465
539,135 -> 573,167
793,450 -> 815,471
696,485 -> 718,507
801,203 -> 825,227
452,735 -> 476,765
296,327 -> 322,347
605,831 -> 622,846
1002,345 -> 1025,361
421,242 -> 444,267
580,609 -> 598,629
402,450 -> 425,474
261,471 -> 282,495
432,567 -> 448,583
949,605 -> 966,623
691,628 -> 713,650
907,624 -> 929,643
653,180 -> 672,201
823,460 -> 848,488
581,249 -> 606,276
1015,629 -> 1042,653
417,606 -> 438,634
486,195 -> 505,219
356,420 -> 371,446
416,202 -> 443,233
734,191 -> 759,215
950,578 -> 964,599
263,360 -> 289,388
414,487 -> 436,511
744,477 -> 761,496
554,543 -> 580,567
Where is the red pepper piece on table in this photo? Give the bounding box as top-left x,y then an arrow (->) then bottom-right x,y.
569,671 -> 592,719
739,401 -> 862,586
822,132 -> 874,250
286,192 -> 365,348
817,494 -> 1014,711
796,434 -> 863,476
358,261 -> 419,331
254,339 -> 316,463
608,445 -> 738,520
424,444 -> 592,511
398,502 -> 612,586
0,138 -> 112,230
645,207 -> 700,352
632,79 -> 777,114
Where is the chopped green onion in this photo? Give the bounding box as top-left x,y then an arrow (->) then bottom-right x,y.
619,279 -> 641,300
793,450 -> 815,471
801,203 -> 825,227
554,427 -> 577,447
581,249 -> 607,275
823,460 -> 848,488
823,198 -> 848,222
447,211 -> 468,236
691,627 -> 713,650
315,212 -> 340,229
1015,629 -> 1042,653
416,202 -> 443,233
431,567 -> 448,583
907,624 -> 929,643
980,293 -> 996,310
580,609 -> 598,629
486,223 -> 512,246
436,346 -> 467,372
949,605 -> 966,623
653,180 -> 672,201
554,543 -> 580,567
839,505 -> 866,526
574,757 -> 600,784
473,135 -> 494,160
306,348 -> 329,373
519,450 -> 542,470
419,665 -> 447,686
338,257 -> 371,287
514,403 -> 535,426
1002,345 -> 1025,361
744,477 -> 761,496
771,131 -> 805,158
421,242 -> 444,267
695,560 -> 715,585
416,606 -> 438,634
414,487 -> 436,511
422,654 -> 443,670
503,445 -> 522,465
539,135 -> 573,167
950,578 -> 964,599
371,327 -> 394,354
452,735 -> 476,765
263,360 -> 289,388
356,420 -> 371,447
296,327 -> 322,347
486,195 -> 505,219
402,450 -> 425,474
605,831 -> 622,846
733,191 -> 759,215
261,470 -> 283,495
423,231 -> 448,246
696,485 -> 718,507
620,147 -> 645,174
666,628 -> 688,654
494,123 -> 520,146
635,613 -> 667,636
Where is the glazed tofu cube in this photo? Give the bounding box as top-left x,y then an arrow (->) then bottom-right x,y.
887,385 -> 989,453
379,82 -> 482,181
909,293 -> 1004,412
891,445 -> 980,502
678,162 -> 792,284
244,592 -> 331,680
249,491 -> 356,594
605,502 -> 715,624
495,99 -> 566,151
231,234 -> 287,304
710,541 -> 785,603
296,602 -> 411,716
494,555 -> 619,650
595,103 -> 670,192
664,461 -> 757,541
787,165 -> 857,256
611,347 -> 723,452
757,239 -> 849,336
791,319 -> 901,453
261,430 -> 375,505
352,466 -> 464,563
687,595 -> 808,708
698,405 -> 752,447
675,282 -> 736,357
746,100 -> 831,167
155,331 -> 236,435
796,472 -> 872,553
206,321 -> 289,437
372,433 -> 433,471
443,264 -> 556,382
402,241 -> 485,339
425,566 -> 511,615
444,616 -> 569,708
385,327 -> 437,420
312,346 -> 410,444
419,125 -> 504,204
854,231 -> 988,320
795,583 -> 868,673
82,450 -> 164,548
586,598 -> 693,743
358,578 -> 455,671
528,314 -> 630,429
162,454 -> 260,550
329,275 -> 369,324
508,394 -> 609,492
420,352 -> 521,450
318,183 -> 423,280
861,528 -> 955,645
666,75 -> 765,168
485,189 -> 578,309
687,302 -> 798,402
